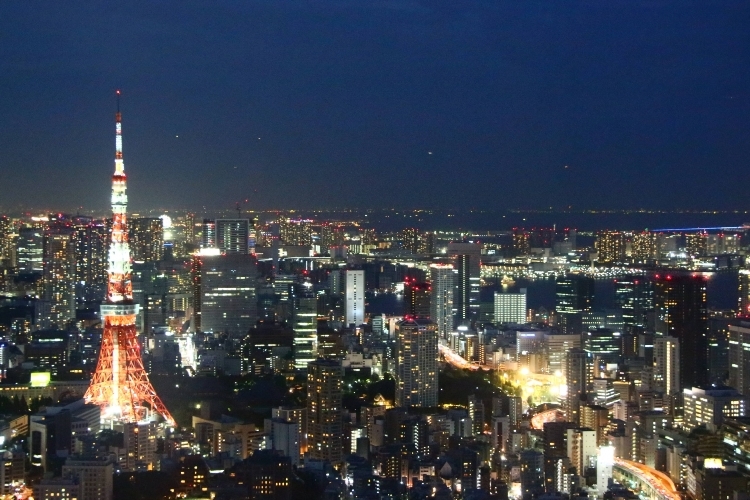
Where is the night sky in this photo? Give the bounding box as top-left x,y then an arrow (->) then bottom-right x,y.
1,1 -> 749,213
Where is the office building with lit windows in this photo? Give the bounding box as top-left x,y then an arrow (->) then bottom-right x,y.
653,336 -> 680,397
494,289 -> 527,325
655,272 -> 709,388
345,269 -> 364,327
291,282 -> 317,370
216,219 -> 250,254
729,321 -> 750,396
395,318 -> 438,408
199,253 -> 258,336
448,241 -> 481,325
430,264 -> 454,338
683,386 -> 746,432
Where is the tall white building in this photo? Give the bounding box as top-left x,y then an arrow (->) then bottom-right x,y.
345,269 -> 364,327
430,264 -> 454,339
653,336 -> 680,396
494,289 -> 527,324
567,428 -> 597,475
395,319 -> 439,407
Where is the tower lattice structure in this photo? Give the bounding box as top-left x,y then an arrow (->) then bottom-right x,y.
84,91 -> 175,426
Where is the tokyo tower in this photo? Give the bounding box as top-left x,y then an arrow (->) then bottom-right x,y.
84,91 -> 175,427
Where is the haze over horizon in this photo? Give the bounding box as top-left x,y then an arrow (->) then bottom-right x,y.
1,1 -> 749,212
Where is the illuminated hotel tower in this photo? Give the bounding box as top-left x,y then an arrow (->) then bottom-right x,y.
85,92 -> 175,426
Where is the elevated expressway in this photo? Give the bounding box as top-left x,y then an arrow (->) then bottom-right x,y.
612,458 -> 681,500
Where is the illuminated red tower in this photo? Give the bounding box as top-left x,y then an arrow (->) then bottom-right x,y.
85,91 -> 175,426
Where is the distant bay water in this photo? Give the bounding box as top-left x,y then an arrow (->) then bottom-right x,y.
282,209 -> 750,233
367,272 -> 740,317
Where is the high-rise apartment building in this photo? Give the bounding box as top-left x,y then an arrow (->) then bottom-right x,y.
654,272 -> 709,388
494,289 -> 527,325
43,224 -> 75,326
307,359 -> 343,465
566,428 -> 597,475
430,264 -> 454,339
395,318 -> 438,408
216,219 -> 250,254
345,269 -> 364,327
565,349 -> 591,426
448,242 -> 481,325
685,232 -> 708,257
279,219 -> 313,246
129,217 -> 163,262
595,231 -> 627,264
72,217 -> 108,307
0,216 -> 13,264
631,231 -> 657,263
404,280 -> 430,318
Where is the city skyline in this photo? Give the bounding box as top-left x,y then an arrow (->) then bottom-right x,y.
1,1 -> 749,212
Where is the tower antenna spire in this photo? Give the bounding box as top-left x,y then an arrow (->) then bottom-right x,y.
85,90 -> 175,427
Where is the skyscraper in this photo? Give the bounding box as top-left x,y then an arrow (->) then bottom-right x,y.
595,231 -> 627,264
201,219 -> 216,249
291,282 -> 317,370
307,358 -> 343,465
404,279 -> 431,318
72,217 -> 108,307
216,219 -> 250,254
448,241 -> 481,325
16,226 -> 44,273
43,222 -> 75,326
129,217 -> 163,262
565,348 -> 591,425
345,269 -> 364,327
430,264 -> 454,339
654,272 -> 709,388
728,321 -> 750,396
653,336 -> 680,397
200,253 -> 258,336
556,274 -> 594,336
85,92 -> 174,426
395,318 -> 438,407
614,276 -> 654,329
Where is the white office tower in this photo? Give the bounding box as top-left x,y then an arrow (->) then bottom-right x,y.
345,269 -> 365,327
596,445 -> 615,498
653,336 -> 680,396
430,264 -> 455,339
494,288 -> 527,325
